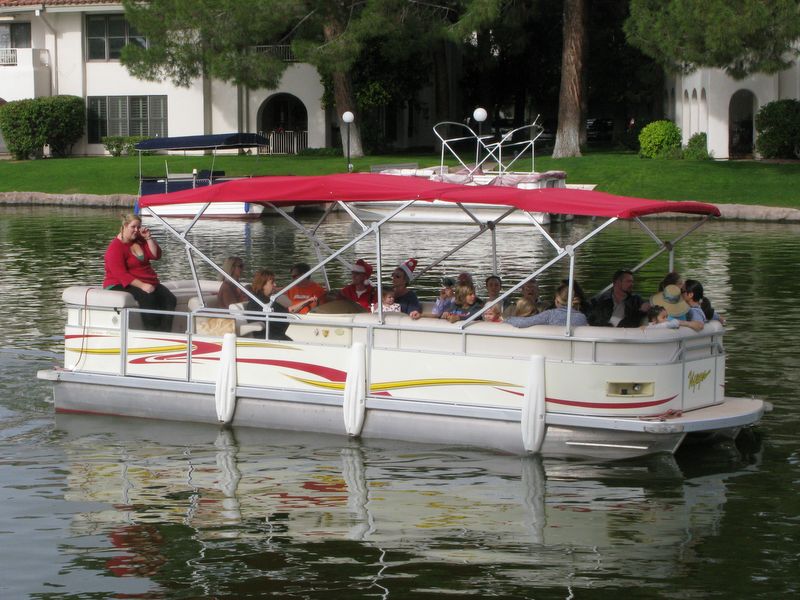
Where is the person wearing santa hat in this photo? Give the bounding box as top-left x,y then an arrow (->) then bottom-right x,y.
390,258 -> 422,319
340,258 -> 377,310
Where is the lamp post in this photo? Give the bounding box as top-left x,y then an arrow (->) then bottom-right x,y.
472,107 -> 487,168
342,111 -> 354,172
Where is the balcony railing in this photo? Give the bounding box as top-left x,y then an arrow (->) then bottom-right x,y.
252,45 -> 296,62
0,48 -> 49,67
0,48 -> 17,66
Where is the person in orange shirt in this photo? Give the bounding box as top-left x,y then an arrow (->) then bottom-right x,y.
286,262 -> 327,314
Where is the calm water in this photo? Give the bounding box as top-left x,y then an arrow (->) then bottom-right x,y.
1,206 -> 798,599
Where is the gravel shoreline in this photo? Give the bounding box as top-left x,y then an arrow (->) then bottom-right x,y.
1,191 -> 799,222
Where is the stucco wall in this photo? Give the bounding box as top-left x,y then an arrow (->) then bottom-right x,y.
247,63 -> 326,148
1,6 -> 331,155
672,62 -> 800,160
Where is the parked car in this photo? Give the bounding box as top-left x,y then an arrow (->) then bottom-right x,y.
586,118 -> 614,142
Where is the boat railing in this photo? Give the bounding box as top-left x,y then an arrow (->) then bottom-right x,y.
66,302 -> 726,384
433,117 -> 545,178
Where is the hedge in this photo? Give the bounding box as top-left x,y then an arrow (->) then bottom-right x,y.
0,95 -> 85,159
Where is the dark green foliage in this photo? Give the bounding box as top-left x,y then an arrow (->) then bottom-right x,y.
625,0 -> 800,79
121,0 -> 296,88
684,132 -> 712,160
755,99 -> 800,159
0,96 -> 84,159
0,99 -> 42,160
638,120 -> 682,158
102,135 -> 149,157
36,96 -> 85,157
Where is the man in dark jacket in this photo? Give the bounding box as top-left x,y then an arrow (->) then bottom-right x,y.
588,269 -> 651,327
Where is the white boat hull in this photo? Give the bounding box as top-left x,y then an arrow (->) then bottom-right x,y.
44,372 -> 692,460
38,285 -> 764,461
351,200 -> 556,225
142,202 -> 264,219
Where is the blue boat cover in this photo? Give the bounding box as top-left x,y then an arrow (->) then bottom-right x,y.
134,133 -> 269,151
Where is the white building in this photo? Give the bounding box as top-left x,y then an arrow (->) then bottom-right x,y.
666,64 -> 800,159
0,0 -> 328,155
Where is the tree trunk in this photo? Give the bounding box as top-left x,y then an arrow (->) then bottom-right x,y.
322,20 -> 364,160
331,69 -> 364,161
552,0 -> 587,158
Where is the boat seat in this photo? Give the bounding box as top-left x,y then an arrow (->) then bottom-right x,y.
188,297 -> 266,337
62,286 -> 144,330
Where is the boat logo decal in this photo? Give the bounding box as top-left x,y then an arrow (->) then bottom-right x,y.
688,369 -> 710,392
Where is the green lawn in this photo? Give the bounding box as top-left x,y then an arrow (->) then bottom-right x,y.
2,151 -> 800,207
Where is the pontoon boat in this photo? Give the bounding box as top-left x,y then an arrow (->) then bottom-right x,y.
38,173 -> 764,460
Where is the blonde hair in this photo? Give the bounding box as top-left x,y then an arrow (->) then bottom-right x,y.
119,213 -> 141,234
454,283 -> 475,305
514,297 -> 536,317
251,269 -> 275,295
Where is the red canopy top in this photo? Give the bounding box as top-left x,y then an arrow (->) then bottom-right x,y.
139,173 -> 721,219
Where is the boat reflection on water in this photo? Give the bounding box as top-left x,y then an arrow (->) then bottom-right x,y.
55,414 -> 758,594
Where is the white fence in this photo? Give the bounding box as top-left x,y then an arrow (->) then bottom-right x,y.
252,45 -> 296,62
258,130 -> 308,155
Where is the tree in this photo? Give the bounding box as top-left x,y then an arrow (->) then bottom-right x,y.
552,0 -> 587,158
121,0 -> 296,89
625,0 -> 800,79
121,0 -> 367,157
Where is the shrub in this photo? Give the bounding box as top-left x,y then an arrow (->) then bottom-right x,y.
0,99 -> 44,160
684,132 -> 712,160
102,135 -> 149,156
102,136 -> 127,157
126,135 -> 150,155
37,95 -> 85,157
0,95 -> 84,159
638,120 -> 682,158
755,99 -> 800,159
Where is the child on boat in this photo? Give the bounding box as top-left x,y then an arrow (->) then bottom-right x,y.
432,276 -> 456,317
374,288 -> 401,313
485,275 -> 503,312
506,282 -> 588,328
646,305 -> 679,329
649,284 -> 704,331
483,303 -> 503,322
444,283 -> 484,323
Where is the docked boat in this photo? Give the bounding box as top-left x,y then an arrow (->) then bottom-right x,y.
134,133 -> 268,220
38,173 -> 764,460
352,121 -> 569,225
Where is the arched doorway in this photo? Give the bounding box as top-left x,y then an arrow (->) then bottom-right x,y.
257,94 -> 308,154
729,89 -> 756,158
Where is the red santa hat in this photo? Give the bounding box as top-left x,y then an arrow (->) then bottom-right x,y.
399,258 -> 418,281
351,258 -> 373,278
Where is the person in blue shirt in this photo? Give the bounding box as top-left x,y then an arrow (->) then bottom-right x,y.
506,282 -> 588,328
391,258 -> 422,319
444,283 -> 484,323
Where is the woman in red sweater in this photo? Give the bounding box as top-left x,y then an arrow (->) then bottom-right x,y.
103,214 -> 177,331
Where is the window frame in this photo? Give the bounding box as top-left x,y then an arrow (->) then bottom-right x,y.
86,95 -> 168,144
85,14 -> 147,61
